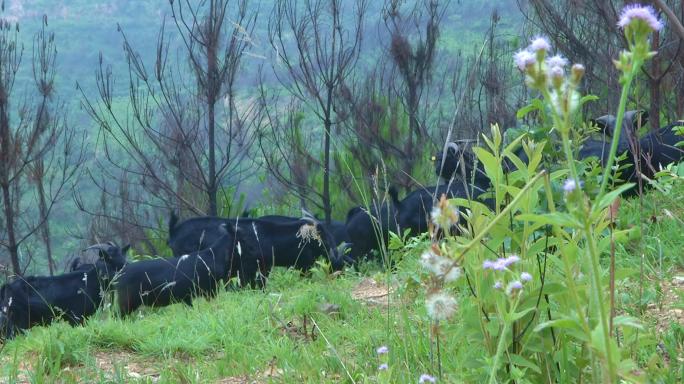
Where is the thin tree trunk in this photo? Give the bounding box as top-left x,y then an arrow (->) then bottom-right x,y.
0,96 -> 21,275
207,2 -> 218,216
323,109 -> 332,225
1,184 -> 20,275
36,179 -> 54,275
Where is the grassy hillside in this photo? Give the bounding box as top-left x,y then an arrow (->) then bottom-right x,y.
1,184 -> 683,383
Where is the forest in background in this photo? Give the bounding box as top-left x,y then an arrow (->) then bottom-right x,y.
1,0 -> 683,277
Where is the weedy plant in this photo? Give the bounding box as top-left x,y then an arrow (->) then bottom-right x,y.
411,4 -> 664,384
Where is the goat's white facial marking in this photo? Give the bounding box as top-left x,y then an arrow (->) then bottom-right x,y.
180,254 -> 190,262
7,297 -> 12,308
82,273 -> 88,284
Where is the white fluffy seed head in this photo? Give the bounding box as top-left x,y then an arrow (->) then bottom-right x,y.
426,292 -> 457,321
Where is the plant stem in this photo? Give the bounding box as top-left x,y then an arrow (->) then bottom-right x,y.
456,171 -> 546,264
558,110 -> 616,383
488,296 -> 521,384
596,64 -> 640,203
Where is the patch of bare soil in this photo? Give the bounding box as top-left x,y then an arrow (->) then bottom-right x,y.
215,358 -> 283,384
351,278 -> 394,308
93,350 -> 161,382
645,272 -> 684,336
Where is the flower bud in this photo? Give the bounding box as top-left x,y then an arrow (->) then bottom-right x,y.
571,63 -> 585,83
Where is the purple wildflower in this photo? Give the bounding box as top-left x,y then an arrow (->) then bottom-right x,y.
419,374 -> 437,383
506,280 -> 524,295
376,345 -> 389,355
514,49 -> 536,71
378,363 -> 389,371
503,255 -> 520,267
483,259 -> 506,271
484,255 -> 519,271
549,65 -> 564,80
521,272 -> 533,282
529,36 -> 551,53
618,4 -> 664,31
493,280 -> 503,289
546,55 -> 568,68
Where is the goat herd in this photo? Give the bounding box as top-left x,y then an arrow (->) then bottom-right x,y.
0,110 -> 682,340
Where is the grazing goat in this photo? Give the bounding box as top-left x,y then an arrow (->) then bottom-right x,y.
386,145 -> 493,237
115,223 -> 239,315
167,213 -> 346,287
0,243 -> 128,339
636,121 -> 684,180
344,200 -> 399,261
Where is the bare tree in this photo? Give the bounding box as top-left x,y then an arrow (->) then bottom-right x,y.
334,59 -> 433,196
0,16 -> 83,275
520,0 -> 684,124
263,0 -> 367,224
384,0 -> 446,171
79,0 -> 258,245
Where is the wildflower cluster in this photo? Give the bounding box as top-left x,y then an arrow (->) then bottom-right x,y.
615,4 -> 663,77
376,345 -> 389,372
514,36 -> 584,126
482,255 -> 532,297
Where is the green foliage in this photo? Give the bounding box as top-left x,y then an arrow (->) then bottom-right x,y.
334,98 -> 434,204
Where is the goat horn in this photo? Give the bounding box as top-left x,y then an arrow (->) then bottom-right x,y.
446,142 -> 459,152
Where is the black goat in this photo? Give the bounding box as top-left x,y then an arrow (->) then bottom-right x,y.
0,243 -> 128,339
386,145 -> 493,237
344,200 -> 399,262
636,121 -> 684,179
167,213 -> 346,287
578,110 -> 647,182
115,223 -> 239,315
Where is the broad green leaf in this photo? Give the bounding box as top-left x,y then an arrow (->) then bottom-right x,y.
579,94 -> 599,107
509,354 -> 542,374
473,147 -> 502,186
517,102 -> 541,120
534,318 -> 584,335
516,212 -> 582,228
593,183 -> 635,213
612,315 -> 644,330
507,307 -> 536,322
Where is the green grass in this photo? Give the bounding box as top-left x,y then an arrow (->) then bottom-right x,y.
1,185 -> 684,383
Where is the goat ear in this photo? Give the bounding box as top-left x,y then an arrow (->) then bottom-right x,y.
169,211 -> 180,236
121,244 -> 131,256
